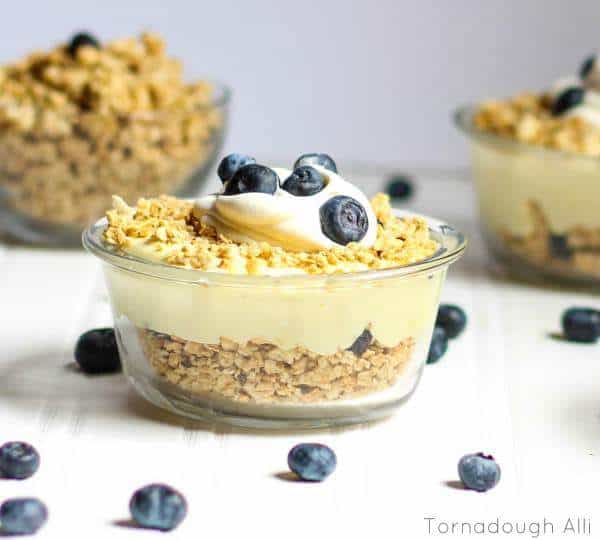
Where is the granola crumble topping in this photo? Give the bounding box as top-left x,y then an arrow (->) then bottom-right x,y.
473,93 -> 600,157
103,193 -> 439,275
0,32 -> 223,227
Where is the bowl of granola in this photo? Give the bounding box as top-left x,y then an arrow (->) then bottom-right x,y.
83,153 -> 466,428
455,55 -> 600,287
0,31 -> 229,246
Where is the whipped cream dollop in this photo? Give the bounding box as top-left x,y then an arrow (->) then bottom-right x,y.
551,54 -> 600,127
193,165 -> 377,252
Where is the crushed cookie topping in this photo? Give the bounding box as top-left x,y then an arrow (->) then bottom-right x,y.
473,93 -> 600,157
0,32 -> 213,127
104,193 -> 439,275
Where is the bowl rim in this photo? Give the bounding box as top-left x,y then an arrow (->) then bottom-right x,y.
201,80 -> 231,109
82,207 -> 467,288
453,103 -> 600,163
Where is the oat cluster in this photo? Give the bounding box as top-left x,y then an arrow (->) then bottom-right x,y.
501,199 -> 600,278
103,193 -> 439,275
0,32 -> 222,226
141,329 -> 415,404
473,93 -> 600,157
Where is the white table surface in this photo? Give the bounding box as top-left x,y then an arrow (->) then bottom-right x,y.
1,169 -> 599,540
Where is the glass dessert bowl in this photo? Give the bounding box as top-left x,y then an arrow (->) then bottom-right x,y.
84,153 -> 466,428
0,31 -> 229,246
455,54 -> 600,287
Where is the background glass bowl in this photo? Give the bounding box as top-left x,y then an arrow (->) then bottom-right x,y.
0,82 -> 230,247
455,104 -> 600,288
83,210 -> 466,429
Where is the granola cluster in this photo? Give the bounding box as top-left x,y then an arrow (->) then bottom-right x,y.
103,193 -> 439,274
140,329 -> 415,404
473,93 -> 600,156
0,32 -> 223,226
501,200 -> 600,278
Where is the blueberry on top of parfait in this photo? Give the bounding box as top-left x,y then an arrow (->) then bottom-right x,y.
580,55 -> 596,80
217,154 -> 256,184
552,87 -> 585,116
223,163 -> 279,195
319,195 -> 369,245
67,31 -> 100,56
282,166 -> 326,196
294,153 -> 337,174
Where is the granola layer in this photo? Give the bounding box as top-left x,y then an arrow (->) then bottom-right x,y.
501,200 -> 600,278
0,32 -> 222,226
139,329 -> 415,404
103,193 -> 438,275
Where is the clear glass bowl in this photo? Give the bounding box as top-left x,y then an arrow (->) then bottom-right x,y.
455,105 -> 600,288
0,83 -> 230,247
83,210 -> 466,429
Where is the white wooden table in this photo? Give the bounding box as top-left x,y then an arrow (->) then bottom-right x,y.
1,169 -> 599,539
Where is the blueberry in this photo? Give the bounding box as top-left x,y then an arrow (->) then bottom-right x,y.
282,166 -> 325,196
347,329 -> 373,357
293,153 -> 337,174
287,443 -> 336,482
549,234 -> 573,260
426,326 -> 448,364
552,86 -> 585,116
561,307 -> 600,343
0,498 -> 48,535
458,453 -> 501,492
0,442 -> 40,480
223,164 -> 279,195
436,304 -> 467,339
580,55 -> 596,79
217,153 -> 256,184
67,32 -> 100,56
320,196 -> 368,245
74,328 -> 121,374
385,175 -> 414,200
129,484 -> 187,531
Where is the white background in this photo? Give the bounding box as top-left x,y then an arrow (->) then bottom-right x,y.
2,0 -> 600,168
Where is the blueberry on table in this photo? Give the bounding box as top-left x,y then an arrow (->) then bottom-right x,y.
74,328 -> 121,374
223,164 -> 279,195
580,55 -> 596,79
293,153 -> 337,174
0,441 -> 40,480
282,166 -> 326,196
217,153 -> 256,184
426,326 -> 448,364
0,498 -> 48,535
67,32 -> 100,56
458,453 -> 501,492
385,175 -> 414,200
320,195 -> 368,245
552,87 -> 585,116
288,443 -> 336,482
129,484 -> 187,531
436,304 -> 467,339
561,307 -> 600,343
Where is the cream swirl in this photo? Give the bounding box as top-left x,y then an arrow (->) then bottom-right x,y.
193,165 -> 377,252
